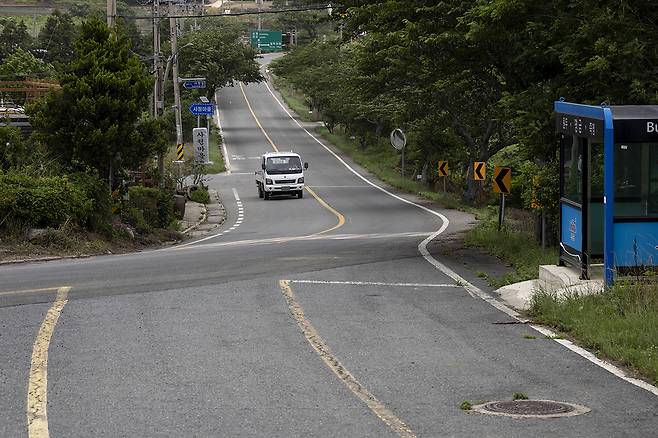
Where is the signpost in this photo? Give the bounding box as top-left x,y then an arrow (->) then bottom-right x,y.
390,128 -> 407,176
493,166 -> 512,231
437,160 -> 449,192
193,127 -> 210,164
250,30 -> 283,52
189,103 -> 215,116
182,79 -> 206,90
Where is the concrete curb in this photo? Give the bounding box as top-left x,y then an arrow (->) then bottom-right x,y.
181,201 -> 208,235
0,254 -> 93,266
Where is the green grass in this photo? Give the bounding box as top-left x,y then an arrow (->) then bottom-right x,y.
205,135 -> 226,174
464,219 -> 557,288
270,77 -> 314,122
530,282 -> 658,385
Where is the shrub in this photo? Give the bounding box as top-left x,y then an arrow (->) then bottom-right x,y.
68,172 -> 111,231
189,186 -> 210,204
0,171 -> 93,229
121,206 -> 151,233
127,186 -> 175,229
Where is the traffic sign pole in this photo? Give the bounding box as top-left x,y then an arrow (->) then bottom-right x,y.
498,193 -> 506,231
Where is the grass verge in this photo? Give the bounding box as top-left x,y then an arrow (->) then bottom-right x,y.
464,219 -> 557,288
530,282 -> 658,385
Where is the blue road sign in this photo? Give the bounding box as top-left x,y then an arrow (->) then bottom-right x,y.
189,103 -> 214,116
183,80 -> 206,89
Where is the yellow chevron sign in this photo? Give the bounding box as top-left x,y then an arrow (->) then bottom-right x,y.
176,144 -> 184,161
437,161 -> 449,177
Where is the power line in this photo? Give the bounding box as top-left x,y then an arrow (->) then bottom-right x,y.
119,4 -> 334,20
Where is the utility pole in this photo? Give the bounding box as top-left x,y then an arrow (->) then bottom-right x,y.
107,0 -> 116,28
257,0 -> 262,31
170,11 -> 184,154
153,0 -> 165,183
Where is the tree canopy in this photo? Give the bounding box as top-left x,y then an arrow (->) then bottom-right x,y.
178,21 -> 263,99
28,17 -> 166,183
274,0 -> 658,205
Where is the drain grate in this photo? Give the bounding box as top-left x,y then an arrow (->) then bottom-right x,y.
472,400 -> 590,418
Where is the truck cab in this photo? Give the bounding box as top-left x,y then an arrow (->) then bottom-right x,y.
255,152 -> 308,200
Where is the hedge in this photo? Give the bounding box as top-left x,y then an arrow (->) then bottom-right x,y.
0,171 -> 94,228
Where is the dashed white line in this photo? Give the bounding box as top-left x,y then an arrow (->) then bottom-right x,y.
232,188 -> 241,202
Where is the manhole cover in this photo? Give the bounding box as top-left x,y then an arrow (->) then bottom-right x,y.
472,400 -> 590,418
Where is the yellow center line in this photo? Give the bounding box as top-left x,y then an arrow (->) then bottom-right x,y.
27,286 -> 70,438
239,82 -> 345,235
279,280 -> 416,438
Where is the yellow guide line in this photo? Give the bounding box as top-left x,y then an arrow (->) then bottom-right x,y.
238,82 -> 345,234
27,286 -> 70,438
279,280 -> 416,438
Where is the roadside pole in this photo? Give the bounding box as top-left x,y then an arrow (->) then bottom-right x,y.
498,193 -> 506,231
153,0 -> 166,185
171,14 -> 184,154
107,0 -> 116,28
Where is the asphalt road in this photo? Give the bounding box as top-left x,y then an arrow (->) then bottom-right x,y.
1,54 -> 657,437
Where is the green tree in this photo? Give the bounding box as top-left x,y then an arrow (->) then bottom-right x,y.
28,17 -> 166,186
37,10 -> 77,66
0,19 -> 32,61
0,48 -> 55,80
0,123 -> 27,170
178,21 -> 263,99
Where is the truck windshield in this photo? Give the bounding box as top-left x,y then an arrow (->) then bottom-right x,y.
266,156 -> 303,174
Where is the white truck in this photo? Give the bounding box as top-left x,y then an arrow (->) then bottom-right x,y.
255,152 -> 308,200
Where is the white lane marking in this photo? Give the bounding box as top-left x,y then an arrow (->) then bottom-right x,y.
264,79 -> 658,397
214,90 -> 230,175
176,188 -> 245,247
291,280 -> 461,288
264,80 -> 448,223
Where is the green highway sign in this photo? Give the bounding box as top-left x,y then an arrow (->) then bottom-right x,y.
250,30 -> 283,52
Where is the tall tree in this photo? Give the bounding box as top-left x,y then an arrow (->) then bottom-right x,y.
178,21 -> 263,99
0,19 -> 32,62
28,17 -> 166,185
0,48 -> 55,80
37,10 -> 77,66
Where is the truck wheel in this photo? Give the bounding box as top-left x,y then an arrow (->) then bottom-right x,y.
297,190 -> 303,199
264,191 -> 270,200
258,185 -> 264,198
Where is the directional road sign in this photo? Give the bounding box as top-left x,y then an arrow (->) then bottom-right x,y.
250,30 -> 283,52
493,166 -> 511,194
183,80 -> 206,90
189,103 -> 215,116
437,161 -> 449,177
473,162 -> 486,181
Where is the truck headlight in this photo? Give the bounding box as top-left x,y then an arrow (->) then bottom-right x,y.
297,177 -> 304,183
265,178 -> 273,185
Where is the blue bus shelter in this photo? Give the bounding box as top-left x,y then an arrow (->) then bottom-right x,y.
555,101 -> 658,285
